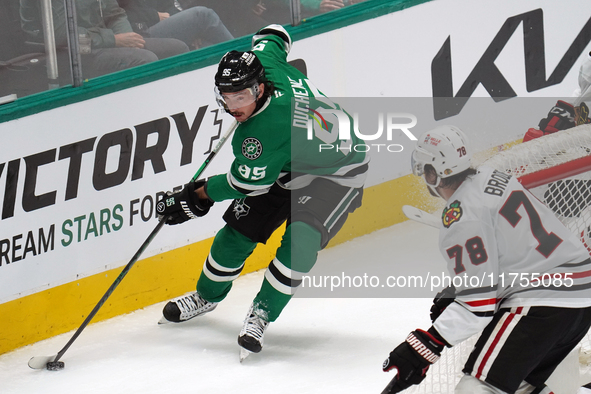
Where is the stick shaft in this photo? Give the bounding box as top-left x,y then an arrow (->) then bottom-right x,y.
402,205 -> 440,229
51,120 -> 238,363
381,375 -> 398,394
54,219 -> 166,362
191,122 -> 236,182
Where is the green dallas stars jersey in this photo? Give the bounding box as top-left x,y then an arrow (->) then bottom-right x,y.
206,26 -> 368,202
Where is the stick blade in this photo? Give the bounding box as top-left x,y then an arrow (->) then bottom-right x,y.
28,355 -> 57,369
402,205 -> 440,229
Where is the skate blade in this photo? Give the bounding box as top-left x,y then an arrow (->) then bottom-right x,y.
157,316 -> 171,325
239,348 -> 252,363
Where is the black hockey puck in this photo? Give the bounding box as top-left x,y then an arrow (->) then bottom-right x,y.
46,361 -> 65,371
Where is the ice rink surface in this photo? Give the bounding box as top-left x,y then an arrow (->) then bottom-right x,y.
0,220 -> 446,393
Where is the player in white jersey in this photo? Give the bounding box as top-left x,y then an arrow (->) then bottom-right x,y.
381,125 -> 591,393
522,53 -> 591,225
524,51 -> 591,142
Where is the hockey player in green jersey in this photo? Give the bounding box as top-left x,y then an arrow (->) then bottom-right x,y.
156,24 -> 368,359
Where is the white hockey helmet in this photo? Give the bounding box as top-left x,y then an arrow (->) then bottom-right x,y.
411,125 -> 471,187
575,51 -> 591,106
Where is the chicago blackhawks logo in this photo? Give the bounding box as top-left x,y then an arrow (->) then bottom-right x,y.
442,200 -> 463,228
242,138 -> 263,160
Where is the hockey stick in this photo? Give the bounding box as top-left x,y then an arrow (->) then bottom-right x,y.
402,205 -> 440,229
381,375 -> 399,394
29,120 -> 238,371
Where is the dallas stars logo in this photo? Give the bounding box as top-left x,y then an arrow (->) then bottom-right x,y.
233,199 -> 250,219
242,138 -> 262,160
442,200 -> 463,228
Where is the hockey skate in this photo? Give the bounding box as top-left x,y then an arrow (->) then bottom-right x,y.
158,292 -> 218,324
238,303 -> 269,362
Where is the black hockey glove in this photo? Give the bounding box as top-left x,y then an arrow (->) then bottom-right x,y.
156,180 -> 213,225
382,329 -> 445,394
538,100 -> 575,134
430,285 -> 456,323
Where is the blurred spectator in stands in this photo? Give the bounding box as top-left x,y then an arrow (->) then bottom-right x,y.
176,0 -> 366,39
175,0 -> 279,38
20,0 -> 189,78
117,0 -> 233,50
304,0 -> 368,16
